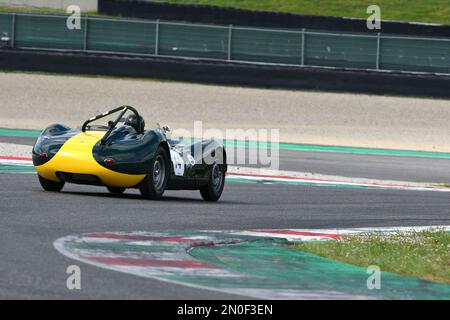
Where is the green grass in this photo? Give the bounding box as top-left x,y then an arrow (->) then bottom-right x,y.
156,0 -> 450,25
1,1 -> 449,25
0,5 -> 64,15
0,5 -> 108,17
292,230 -> 450,284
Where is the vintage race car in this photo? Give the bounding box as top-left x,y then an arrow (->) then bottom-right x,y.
32,106 -> 227,201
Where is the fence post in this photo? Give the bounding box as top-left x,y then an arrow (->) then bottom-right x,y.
301,28 -> 305,66
155,19 -> 160,56
227,24 -> 233,61
11,13 -> 16,48
83,16 -> 89,51
376,32 -> 381,70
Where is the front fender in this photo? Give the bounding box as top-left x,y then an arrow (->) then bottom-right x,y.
92,129 -> 167,175
32,124 -> 76,166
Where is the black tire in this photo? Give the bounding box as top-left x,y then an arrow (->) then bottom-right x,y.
38,174 -> 64,192
107,187 -> 125,195
139,146 -> 169,200
200,162 -> 225,201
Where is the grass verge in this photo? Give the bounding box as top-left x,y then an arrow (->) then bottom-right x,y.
292,230 -> 450,284
0,5 -> 108,17
1,2 -> 449,25
157,0 -> 450,25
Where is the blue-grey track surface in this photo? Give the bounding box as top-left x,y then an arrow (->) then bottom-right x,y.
0,138 -> 449,299
3,135 -> 450,182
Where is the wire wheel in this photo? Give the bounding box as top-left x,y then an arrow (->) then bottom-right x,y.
200,160 -> 226,202
139,146 -> 169,200
211,163 -> 223,194
107,187 -> 125,195
153,154 -> 166,193
38,174 -> 64,192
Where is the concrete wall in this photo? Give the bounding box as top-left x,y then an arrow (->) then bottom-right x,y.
0,0 -> 97,12
1,49 -> 449,99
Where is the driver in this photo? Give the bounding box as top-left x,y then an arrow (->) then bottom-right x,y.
124,114 -> 145,134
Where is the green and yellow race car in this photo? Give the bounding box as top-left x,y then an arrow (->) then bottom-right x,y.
32,106 -> 227,201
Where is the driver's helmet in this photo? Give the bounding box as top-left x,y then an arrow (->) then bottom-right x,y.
124,114 -> 145,134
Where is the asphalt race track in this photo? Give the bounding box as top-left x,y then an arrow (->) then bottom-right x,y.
2,135 -> 450,182
0,137 -> 449,299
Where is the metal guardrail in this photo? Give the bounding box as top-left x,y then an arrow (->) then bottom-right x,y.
0,12 -> 449,75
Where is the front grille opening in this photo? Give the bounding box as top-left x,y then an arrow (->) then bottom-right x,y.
56,172 -> 103,186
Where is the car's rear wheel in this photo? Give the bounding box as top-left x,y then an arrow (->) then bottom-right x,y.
200,162 -> 225,201
139,146 -> 169,200
38,174 -> 64,192
107,187 -> 125,195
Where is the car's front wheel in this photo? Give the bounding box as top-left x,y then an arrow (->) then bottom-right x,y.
200,162 -> 225,201
107,187 -> 125,195
38,174 -> 64,192
139,146 -> 169,200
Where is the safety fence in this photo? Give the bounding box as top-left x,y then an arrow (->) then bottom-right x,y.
0,13 -> 449,74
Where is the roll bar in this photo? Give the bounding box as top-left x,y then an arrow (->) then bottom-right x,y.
81,105 -> 141,145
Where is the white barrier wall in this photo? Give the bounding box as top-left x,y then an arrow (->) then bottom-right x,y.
0,0 -> 98,12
